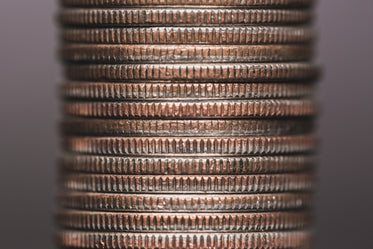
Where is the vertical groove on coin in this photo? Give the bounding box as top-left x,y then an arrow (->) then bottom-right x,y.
60,154 -> 315,175
59,9 -> 312,26
60,173 -> 314,193
61,82 -> 316,100
62,26 -> 314,45
58,192 -> 314,211
57,230 -> 313,249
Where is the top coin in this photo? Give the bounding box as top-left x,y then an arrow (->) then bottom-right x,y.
60,0 -> 313,8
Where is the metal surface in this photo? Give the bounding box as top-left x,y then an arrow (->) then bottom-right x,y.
57,1 -> 318,248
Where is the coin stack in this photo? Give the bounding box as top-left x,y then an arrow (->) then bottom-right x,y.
57,0 -> 318,248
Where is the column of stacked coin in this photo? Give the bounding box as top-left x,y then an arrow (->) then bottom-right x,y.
57,0 -> 318,248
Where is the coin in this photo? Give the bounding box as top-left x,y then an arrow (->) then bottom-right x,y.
58,192 -> 313,211
57,230 -> 313,249
63,99 -> 317,118
61,118 -> 314,136
60,173 -> 314,193
60,0 -> 313,7
60,154 -> 315,175
65,63 -> 319,82
60,44 -> 312,63
57,211 -> 311,231
62,26 -> 314,44
59,9 -> 311,26
63,135 -> 317,155
61,81 -> 315,100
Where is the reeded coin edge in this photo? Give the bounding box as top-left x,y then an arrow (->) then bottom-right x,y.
58,192 -> 313,211
57,210 -> 311,231
61,118 -> 314,136
57,230 -> 313,249
60,0 -> 313,7
60,154 -> 315,175
60,44 -> 313,63
63,99 -> 318,118
63,135 -> 317,156
61,81 -> 316,100
59,8 -> 312,26
66,63 -> 319,82
60,173 -> 315,193
62,26 -> 314,45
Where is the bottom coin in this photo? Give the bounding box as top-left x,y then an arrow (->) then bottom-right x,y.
58,230 -> 312,249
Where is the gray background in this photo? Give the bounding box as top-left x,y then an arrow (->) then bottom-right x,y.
0,0 -> 372,248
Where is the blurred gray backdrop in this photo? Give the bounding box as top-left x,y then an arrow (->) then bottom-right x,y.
0,0 -> 372,248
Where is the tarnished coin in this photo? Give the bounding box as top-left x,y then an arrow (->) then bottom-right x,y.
60,173 -> 314,193
63,99 -> 317,118
60,0 -> 313,7
61,81 -> 315,100
61,44 -> 312,63
60,154 -> 315,175
61,119 -> 314,136
59,9 -> 311,27
57,230 -> 313,249
59,192 -> 313,211
62,26 -> 314,45
63,135 -> 316,155
65,63 -> 318,82
57,211 -> 310,232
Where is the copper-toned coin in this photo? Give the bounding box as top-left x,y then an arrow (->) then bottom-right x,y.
59,9 -> 311,27
63,135 -> 316,155
60,173 -> 314,193
61,119 -> 314,136
56,0 -> 319,247
57,230 -> 312,249
61,81 -> 315,100
61,44 -> 312,63
62,26 -> 314,45
66,63 -> 318,82
63,99 -> 317,118
60,154 -> 314,175
57,211 -> 310,232
60,0 -> 313,7
59,192 -> 313,211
